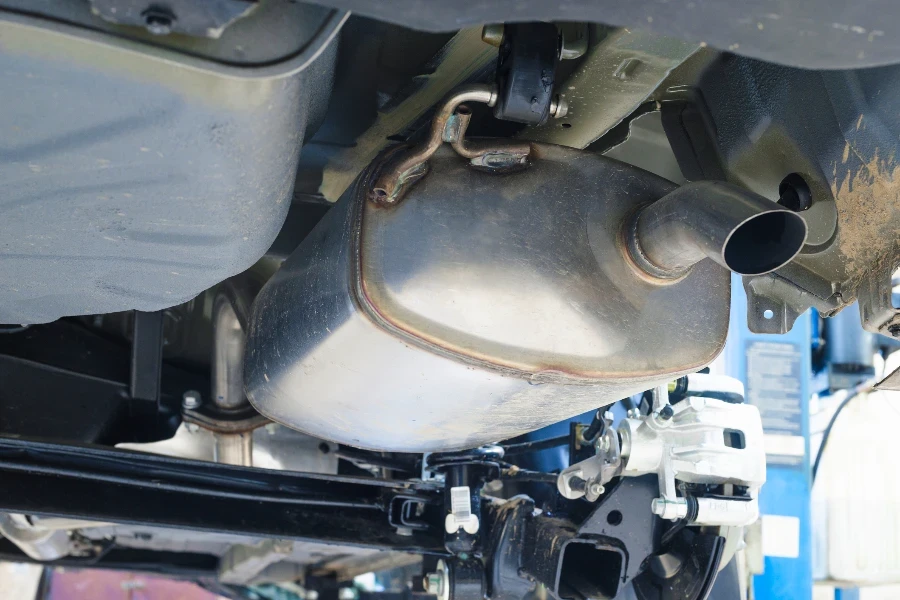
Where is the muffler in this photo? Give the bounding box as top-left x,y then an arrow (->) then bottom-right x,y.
244,85 -> 807,452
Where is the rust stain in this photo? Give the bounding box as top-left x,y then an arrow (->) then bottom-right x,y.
832,152 -> 900,281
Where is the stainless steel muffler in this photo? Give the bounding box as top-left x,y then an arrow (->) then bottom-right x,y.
243,86 -> 807,452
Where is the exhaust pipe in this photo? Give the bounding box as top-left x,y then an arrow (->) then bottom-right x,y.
627,181 -> 808,279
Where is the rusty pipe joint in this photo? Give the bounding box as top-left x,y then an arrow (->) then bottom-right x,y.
370,84 -> 499,205
627,181 -> 808,280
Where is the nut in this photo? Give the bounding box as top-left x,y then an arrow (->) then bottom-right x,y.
182,390 -> 202,410
549,95 -> 568,119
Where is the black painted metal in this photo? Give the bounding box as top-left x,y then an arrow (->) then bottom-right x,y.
577,476 -> 661,583
0,436 -> 445,553
632,529 -> 726,600
0,538 -> 219,578
0,320 -> 200,445
448,558 -> 486,600
487,497 -> 536,600
130,310 -> 164,415
0,319 -> 194,445
487,476 -> 663,600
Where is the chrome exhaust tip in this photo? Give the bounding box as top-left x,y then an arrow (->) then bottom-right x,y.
628,181 -> 808,279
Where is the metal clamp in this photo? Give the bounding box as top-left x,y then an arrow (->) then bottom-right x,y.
369,84 -> 533,206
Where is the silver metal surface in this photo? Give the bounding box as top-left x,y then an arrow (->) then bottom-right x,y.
182,390 -> 202,410
117,423 -> 338,474
445,107 -> 531,164
215,432 -> 253,466
520,27 -> 700,148
481,24 -> 504,47
29,517 -> 112,531
558,426 -> 622,501
369,84 -> 499,204
0,514 -> 72,561
213,295 -> 248,410
562,379 -> 765,526
219,539 -> 295,585
548,95 -> 568,118
245,143 -> 734,452
558,23 -> 589,60
631,181 -> 808,277
619,394 -> 766,526
424,560 -> 450,600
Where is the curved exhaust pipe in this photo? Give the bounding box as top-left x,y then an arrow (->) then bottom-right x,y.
627,181 -> 808,279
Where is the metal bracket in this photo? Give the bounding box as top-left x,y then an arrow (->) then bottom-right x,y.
744,271 -> 840,334
858,262 -> 900,337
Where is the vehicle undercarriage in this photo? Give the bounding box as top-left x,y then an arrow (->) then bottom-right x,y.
2,1 -> 899,599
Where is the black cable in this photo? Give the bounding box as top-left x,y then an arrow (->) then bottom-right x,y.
812,382 -> 872,482
660,519 -> 688,548
500,467 -> 558,484
501,434 -> 570,456
581,409 -> 607,442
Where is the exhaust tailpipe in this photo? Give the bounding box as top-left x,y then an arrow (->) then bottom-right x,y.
627,181 -> 808,279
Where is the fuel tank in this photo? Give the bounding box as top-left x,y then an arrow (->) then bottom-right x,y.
0,5 -> 344,323
244,143 -> 802,451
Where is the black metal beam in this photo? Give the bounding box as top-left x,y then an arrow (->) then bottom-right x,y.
0,436 -> 445,553
0,538 -> 219,578
130,310 -> 165,412
0,319 -> 202,445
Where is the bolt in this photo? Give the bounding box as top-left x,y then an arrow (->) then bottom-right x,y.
651,497 -> 688,520
588,482 -> 605,497
182,390 -> 202,410
658,405 -> 675,421
568,475 -> 587,492
142,6 -> 176,35
185,423 -> 200,433
549,95 -> 568,119
481,24 -> 505,47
